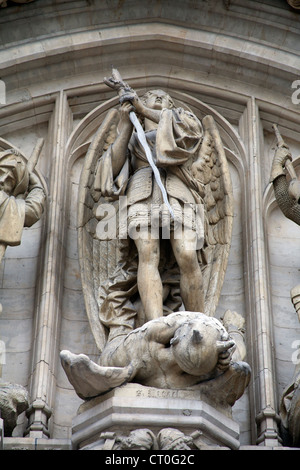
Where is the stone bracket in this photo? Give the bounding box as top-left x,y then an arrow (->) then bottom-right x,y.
72,384 -> 241,450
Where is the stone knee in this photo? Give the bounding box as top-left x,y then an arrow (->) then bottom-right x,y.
135,237 -> 160,267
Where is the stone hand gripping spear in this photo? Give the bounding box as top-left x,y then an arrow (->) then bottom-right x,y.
272,124 -> 297,179
272,123 -> 300,204
104,68 -> 174,218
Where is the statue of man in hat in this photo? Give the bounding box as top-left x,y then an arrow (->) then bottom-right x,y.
0,148 -> 46,264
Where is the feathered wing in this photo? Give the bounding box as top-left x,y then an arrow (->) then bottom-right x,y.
78,108 -> 120,352
194,115 -> 234,317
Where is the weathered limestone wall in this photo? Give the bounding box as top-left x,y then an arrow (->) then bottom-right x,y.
0,0 -> 300,449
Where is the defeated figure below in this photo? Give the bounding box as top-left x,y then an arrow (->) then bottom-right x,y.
60,311 -> 250,405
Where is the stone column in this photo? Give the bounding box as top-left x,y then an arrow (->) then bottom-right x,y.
239,97 -> 281,446
25,92 -> 72,437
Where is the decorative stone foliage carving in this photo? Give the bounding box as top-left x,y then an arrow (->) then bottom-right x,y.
101,427 -> 197,450
84,427 -> 224,450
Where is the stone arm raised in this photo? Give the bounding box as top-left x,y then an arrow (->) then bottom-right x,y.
109,102 -> 134,179
24,172 -> 46,227
128,94 -> 161,124
104,67 -> 161,125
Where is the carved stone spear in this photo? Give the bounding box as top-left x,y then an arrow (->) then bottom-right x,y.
27,137 -> 44,174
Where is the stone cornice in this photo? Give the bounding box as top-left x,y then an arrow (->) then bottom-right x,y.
0,23 -> 298,106
0,1 -> 298,105
0,1 -> 299,135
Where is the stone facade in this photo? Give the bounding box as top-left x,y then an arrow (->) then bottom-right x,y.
0,0 -> 300,450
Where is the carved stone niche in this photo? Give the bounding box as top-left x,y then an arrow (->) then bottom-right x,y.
71,383 -> 242,450
61,75 -> 250,450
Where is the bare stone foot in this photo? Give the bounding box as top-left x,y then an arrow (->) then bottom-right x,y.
60,350 -> 135,399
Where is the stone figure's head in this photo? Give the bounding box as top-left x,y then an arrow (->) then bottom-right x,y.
157,428 -> 193,450
141,89 -> 175,111
170,313 -> 235,379
114,429 -> 157,450
0,150 -> 29,196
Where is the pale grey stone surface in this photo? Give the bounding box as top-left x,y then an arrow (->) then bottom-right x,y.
0,0 -> 299,449
72,383 -> 241,450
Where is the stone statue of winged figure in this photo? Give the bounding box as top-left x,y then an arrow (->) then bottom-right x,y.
78,68 -> 234,352
60,70 -> 251,402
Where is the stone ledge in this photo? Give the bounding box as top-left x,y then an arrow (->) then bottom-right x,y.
72,383 -> 241,450
1,437 -> 300,450
2,437 -> 71,450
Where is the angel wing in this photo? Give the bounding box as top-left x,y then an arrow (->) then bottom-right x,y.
193,115 -> 234,317
77,108 -> 120,352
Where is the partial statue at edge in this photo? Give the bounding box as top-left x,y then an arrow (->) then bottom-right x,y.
270,124 -> 300,447
0,138 -> 46,436
0,138 -> 45,317
0,139 -> 45,267
61,69 -> 250,406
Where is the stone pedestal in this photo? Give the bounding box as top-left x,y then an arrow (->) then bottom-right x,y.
72,383 -> 241,450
